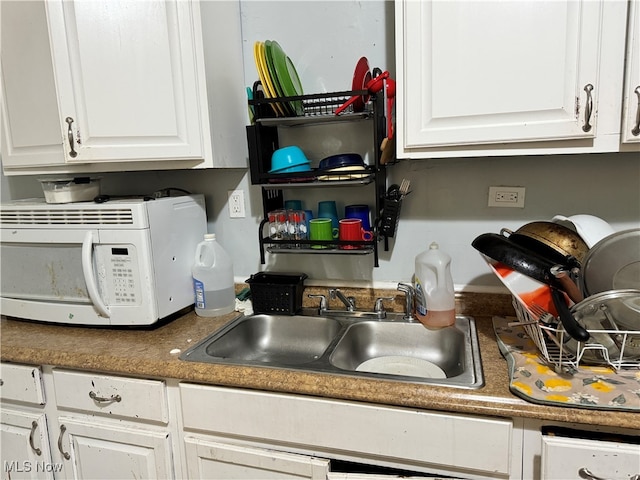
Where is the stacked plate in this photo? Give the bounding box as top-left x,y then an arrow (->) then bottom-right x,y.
253,40 -> 304,117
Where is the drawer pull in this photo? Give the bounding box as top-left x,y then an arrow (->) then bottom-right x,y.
578,467 -> 613,480
58,425 -> 70,460
581,84 -> 594,132
89,391 -> 121,403
29,421 -> 42,456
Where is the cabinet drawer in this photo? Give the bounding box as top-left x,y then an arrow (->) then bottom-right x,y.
542,434 -> 640,479
180,384 -> 514,476
53,369 -> 168,423
0,363 -> 45,405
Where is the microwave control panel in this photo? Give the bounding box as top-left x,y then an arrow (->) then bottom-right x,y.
96,245 -> 142,305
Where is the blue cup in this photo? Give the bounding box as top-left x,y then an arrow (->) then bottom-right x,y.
304,209 -> 314,234
345,204 -> 371,231
284,200 -> 303,210
318,201 -> 339,229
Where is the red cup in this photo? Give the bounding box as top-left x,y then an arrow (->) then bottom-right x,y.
339,218 -> 373,249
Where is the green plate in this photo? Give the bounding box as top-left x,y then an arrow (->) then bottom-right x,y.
270,41 -> 304,116
264,41 -> 293,116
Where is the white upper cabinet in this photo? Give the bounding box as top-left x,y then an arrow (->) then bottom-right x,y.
46,0 -> 207,164
621,0 -> 640,145
1,1 -> 66,168
1,0 -> 247,175
395,0 -> 638,158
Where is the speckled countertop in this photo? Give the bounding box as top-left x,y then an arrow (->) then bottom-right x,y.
1,288 -> 638,430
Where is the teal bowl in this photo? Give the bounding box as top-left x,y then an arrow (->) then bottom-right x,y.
270,146 -> 310,173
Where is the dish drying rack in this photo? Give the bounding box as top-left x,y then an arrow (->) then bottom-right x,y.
512,297 -> 640,372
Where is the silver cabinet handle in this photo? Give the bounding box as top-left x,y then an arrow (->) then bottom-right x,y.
65,117 -> 78,158
632,86 -> 640,136
578,467 -> 612,480
57,424 -> 70,460
582,84 -> 594,132
29,421 -> 42,456
89,391 -> 121,403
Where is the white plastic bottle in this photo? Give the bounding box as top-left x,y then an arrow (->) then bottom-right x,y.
414,242 -> 456,328
192,234 -> 235,317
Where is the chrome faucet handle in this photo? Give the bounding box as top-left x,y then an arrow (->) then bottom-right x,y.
347,296 -> 357,310
374,296 -> 395,316
307,294 -> 328,312
397,282 -> 415,322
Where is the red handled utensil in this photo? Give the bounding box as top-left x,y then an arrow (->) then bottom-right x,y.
385,78 -> 396,139
335,70 -> 390,115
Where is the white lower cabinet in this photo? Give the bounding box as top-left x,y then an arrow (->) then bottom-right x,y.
541,434 -> 640,480
4,362 -> 639,480
56,417 -> 173,479
521,419 -> 640,480
179,383 -> 517,479
0,363 -> 55,480
1,409 -> 55,480
49,369 -> 174,480
184,437 -> 330,480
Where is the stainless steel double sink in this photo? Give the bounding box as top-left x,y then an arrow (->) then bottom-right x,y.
180,311 -> 484,389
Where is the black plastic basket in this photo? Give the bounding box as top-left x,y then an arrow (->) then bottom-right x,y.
246,272 -> 308,315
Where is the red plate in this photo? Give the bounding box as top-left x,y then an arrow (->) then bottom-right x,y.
351,57 -> 371,112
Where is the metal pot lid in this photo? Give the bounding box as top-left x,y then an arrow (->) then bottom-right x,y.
567,289 -> 640,363
571,289 -> 640,331
580,229 -> 640,296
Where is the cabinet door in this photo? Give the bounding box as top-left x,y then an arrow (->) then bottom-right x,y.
184,437 -> 330,480
0,0 -> 65,168
45,0 -> 208,164
541,434 -> 640,480
1,409 -> 56,480
396,0 -> 604,151
621,0 -> 640,144
56,417 -> 173,480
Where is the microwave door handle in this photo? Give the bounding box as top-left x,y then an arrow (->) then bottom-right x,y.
82,231 -> 110,318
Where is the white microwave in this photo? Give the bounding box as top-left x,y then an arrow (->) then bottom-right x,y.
0,195 -> 207,326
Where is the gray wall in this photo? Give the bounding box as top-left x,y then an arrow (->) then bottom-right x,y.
2,1 -> 639,291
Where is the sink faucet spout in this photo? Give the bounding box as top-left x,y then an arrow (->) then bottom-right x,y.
329,289 -> 356,312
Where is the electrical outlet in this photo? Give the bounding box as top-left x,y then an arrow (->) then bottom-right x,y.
488,186 -> 526,208
228,190 -> 245,218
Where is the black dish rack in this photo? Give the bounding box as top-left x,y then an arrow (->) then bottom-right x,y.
246,86 -> 400,267
247,88 -> 385,185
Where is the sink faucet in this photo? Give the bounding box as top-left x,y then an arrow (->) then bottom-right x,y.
308,289 -> 396,320
329,288 -> 356,311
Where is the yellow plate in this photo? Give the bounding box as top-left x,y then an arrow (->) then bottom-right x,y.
317,166 -> 371,181
253,41 -> 284,116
